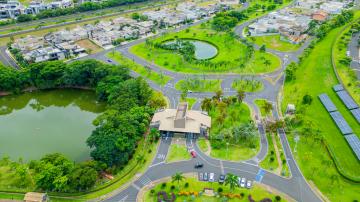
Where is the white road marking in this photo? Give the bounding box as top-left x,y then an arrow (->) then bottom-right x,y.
118,195 -> 128,202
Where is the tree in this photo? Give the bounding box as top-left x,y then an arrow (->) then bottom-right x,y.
68,164 -> 98,191
236,89 -> 246,103
302,94 -> 313,105
263,59 -> 271,67
225,173 -> 239,191
172,172 -> 185,189
214,90 -> 223,101
259,44 -> 266,52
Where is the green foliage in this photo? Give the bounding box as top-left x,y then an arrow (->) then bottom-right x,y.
224,173 -> 238,191
302,94 -> 313,105
211,10 -> 248,31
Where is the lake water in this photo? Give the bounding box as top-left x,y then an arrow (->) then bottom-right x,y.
165,39 -> 218,60
0,89 -> 105,162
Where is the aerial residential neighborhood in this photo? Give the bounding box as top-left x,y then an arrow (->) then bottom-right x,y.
0,0 -> 359,201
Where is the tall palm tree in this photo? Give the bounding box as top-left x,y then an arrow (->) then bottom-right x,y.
225,173 -> 239,191
264,59 -> 271,67
172,172 -> 185,189
263,101 -> 273,115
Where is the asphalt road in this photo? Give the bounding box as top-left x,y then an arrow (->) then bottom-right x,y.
349,32 -> 360,79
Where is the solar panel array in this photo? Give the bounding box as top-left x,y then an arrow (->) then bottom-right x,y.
336,90 -> 359,110
330,111 -> 353,135
318,94 -> 337,112
351,108 -> 360,124
333,84 -> 344,92
344,134 -> 360,161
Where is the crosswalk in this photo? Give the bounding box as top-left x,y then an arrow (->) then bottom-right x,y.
138,175 -> 152,186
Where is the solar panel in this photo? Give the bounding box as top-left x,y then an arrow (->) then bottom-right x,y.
330,111 -> 353,135
318,94 -> 337,112
350,108 -> 360,124
344,134 -> 360,161
336,90 -> 359,110
333,84 -> 344,92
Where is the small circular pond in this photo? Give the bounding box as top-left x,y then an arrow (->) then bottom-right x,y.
0,89 -> 105,162
165,39 -> 218,60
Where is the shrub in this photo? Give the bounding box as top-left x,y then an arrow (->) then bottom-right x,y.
240,192 -> 245,197
275,195 -> 281,201
270,150 -> 275,155
217,187 -> 223,193
161,182 -> 167,189
170,185 -> 175,190
184,182 -> 189,188
150,189 -> 155,195
270,157 -> 275,162
148,149 -> 152,153
302,94 -> 313,105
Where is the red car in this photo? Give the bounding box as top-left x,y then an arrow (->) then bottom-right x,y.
190,150 -> 197,158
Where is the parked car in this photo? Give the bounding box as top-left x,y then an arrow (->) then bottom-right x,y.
204,172 -> 208,181
107,59 -> 112,63
199,173 -> 203,181
209,173 -> 215,182
246,180 -> 252,189
237,177 -> 242,185
240,178 -> 246,188
194,162 -> 203,169
218,174 -> 225,184
190,150 -> 197,158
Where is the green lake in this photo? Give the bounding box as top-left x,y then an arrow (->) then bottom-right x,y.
0,89 -> 105,162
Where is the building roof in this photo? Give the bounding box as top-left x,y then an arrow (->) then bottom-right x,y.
151,103 -> 211,134
24,192 -> 47,202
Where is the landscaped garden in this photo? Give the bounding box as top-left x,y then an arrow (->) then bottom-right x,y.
175,77 -> 222,93
249,35 -> 301,52
143,175 -> 289,202
200,91 -> 260,161
130,22 -> 281,74
232,78 -> 264,92
106,52 -> 171,86
281,10 -> 360,201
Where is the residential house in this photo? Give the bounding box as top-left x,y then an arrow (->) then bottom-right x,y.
0,1 -> 24,18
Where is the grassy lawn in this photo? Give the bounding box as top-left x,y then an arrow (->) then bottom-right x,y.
76,39 -> 103,54
197,138 -> 209,153
273,133 -> 289,177
130,23 -> 281,74
175,79 -> 222,92
143,177 -> 290,202
259,133 -> 279,172
281,21 -> 360,201
333,21 -> 360,104
166,143 -> 191,163
232,78 -> 263,92
250,35 -> 301,52
107,52 -> 171,86
210,144 -> 259,162
209,102 -> 259,161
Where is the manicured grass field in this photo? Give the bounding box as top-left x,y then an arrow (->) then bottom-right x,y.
107,52 -> 171,86
250,35 -> 301,52
281,23 -> 360,201
175,79 -> 222,92
232,79 -> 263,92
130,23 -> 281,74
143,177 -> 290,202
166,144 -> 191,163
209,102 -> 259,161
333,22 -> 360,104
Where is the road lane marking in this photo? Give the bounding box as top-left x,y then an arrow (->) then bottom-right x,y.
132,183 -> 141,191
118,195 -> 128,202
220,160 -> 224,174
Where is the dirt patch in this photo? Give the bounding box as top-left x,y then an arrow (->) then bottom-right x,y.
76,39 -> 103,54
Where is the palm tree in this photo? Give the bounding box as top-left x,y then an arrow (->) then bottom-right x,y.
236,89 -> 245,103
225,173 -> 239,191
172,172 -> 185,189
214,89 -> 223,101
264,59 -> 271,67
